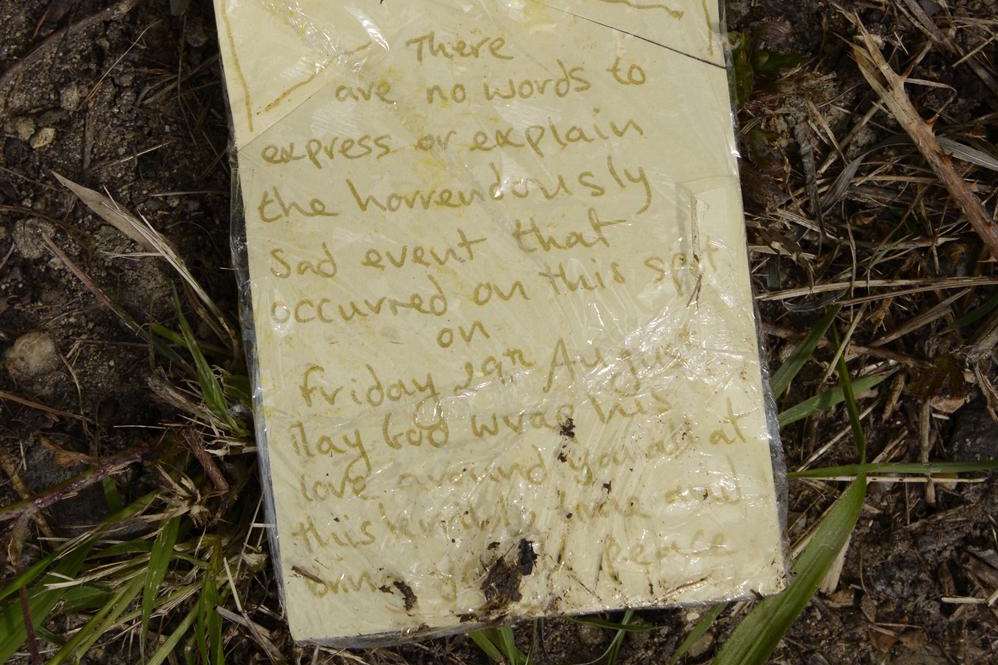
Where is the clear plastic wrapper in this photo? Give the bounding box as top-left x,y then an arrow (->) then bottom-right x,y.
214,0 -> 788,647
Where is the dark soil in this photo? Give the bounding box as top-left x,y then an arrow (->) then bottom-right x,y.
1,1 -> 996,664
0,0 -> 233,523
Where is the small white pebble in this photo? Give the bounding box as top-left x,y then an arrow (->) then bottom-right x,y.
30,127 -> 56,149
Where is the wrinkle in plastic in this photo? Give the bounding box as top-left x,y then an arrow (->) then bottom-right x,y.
214,0 -> 788,646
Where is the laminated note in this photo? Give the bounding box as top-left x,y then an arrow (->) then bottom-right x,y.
213,0 -> 788,645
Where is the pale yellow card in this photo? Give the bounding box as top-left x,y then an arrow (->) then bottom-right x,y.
213,0 -> 786,644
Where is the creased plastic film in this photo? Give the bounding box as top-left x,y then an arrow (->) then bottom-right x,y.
215,0 -> 788,646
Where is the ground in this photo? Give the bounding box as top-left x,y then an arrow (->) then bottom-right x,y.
0,0 -> 996,664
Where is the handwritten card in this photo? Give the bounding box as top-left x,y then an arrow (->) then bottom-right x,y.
213,0 -> 786,645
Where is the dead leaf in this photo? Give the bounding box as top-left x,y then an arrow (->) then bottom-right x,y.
52,172 -> 238,352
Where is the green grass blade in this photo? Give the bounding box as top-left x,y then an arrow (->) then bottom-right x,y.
194,546 -> 224,665
145,605 -> 198,665
101,477 -> 124,513
34,625 -> 62,647
778,371 -> 894,427
223,372 -> 253,411
567,610 -> 637,665
0,493 -> 156,606
61,585 -> 113,613
150,323 -> 229,357
150,322 -> 186,347
210,587 -> 225,665
178,308 -> 225,415
0,544 -> 93,661
0,552 -> 58,604
45,574 -> 144,665
175,295 -> 240,434
0,495 -> 168,662
770,306 -> 840,398
98,583 -> 202,632
792,460 -> 998,478
141,516 -> 181,650
16,496 -> 156,663
712,477 -> 867,665
146,604 -> 198,665
667,603 -> 724,665
469,629 -> 504,662
497,626 -> 525,665
604,609 -> 634,665
832,330 -> 867,462
92,539 -> 155,559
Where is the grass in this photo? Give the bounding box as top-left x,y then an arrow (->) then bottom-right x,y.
466,299 -> 996,663
140,515 -> 181,654
470,627 -> 529,665
711,326 -> 872,665
768,306 -> 841,399
777,370 -> 896,428
464,303 -> 995,664
711,477 -> 868,665
9,265 -> 965,662
5,107 -> 995,665
0,242 -> 258,663
2,1 -> 997,663
0,462 -> 259,663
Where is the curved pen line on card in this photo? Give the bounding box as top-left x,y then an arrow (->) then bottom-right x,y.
219,5 -> 253,134
593,0 -> 685,19
259,41 -> 374,116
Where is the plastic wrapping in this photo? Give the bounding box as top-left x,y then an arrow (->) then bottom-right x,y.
214,0 -> 788,646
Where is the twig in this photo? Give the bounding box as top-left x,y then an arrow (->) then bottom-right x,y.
181,429 -> 229,495
822,303 -> 868,385
763,323 -> 929,367
968,307 -> 998,361
794,116 -> 826,244
8,511 -> 42,665
894,0 -> 998,101
0,389 -> 92,423
805,476 -> 986,484
0,444 -> 156,523
941,596 -> 991,605
871,288 -> 971,347
19,586 -> 41,665
0,452 -> 55,539
87,20 -> 160,103
758,276 -> 998,301
797,403 -> 879,471
971,363 -> 998,420
851,22 -> 998,258
216,606 -> 285,664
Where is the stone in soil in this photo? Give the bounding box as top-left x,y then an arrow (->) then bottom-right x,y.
12,218 -> 55,260
8,115 -> 35,141
30,127 -> 56,149
4,331 -> 60,383
60,82 -> 82,111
